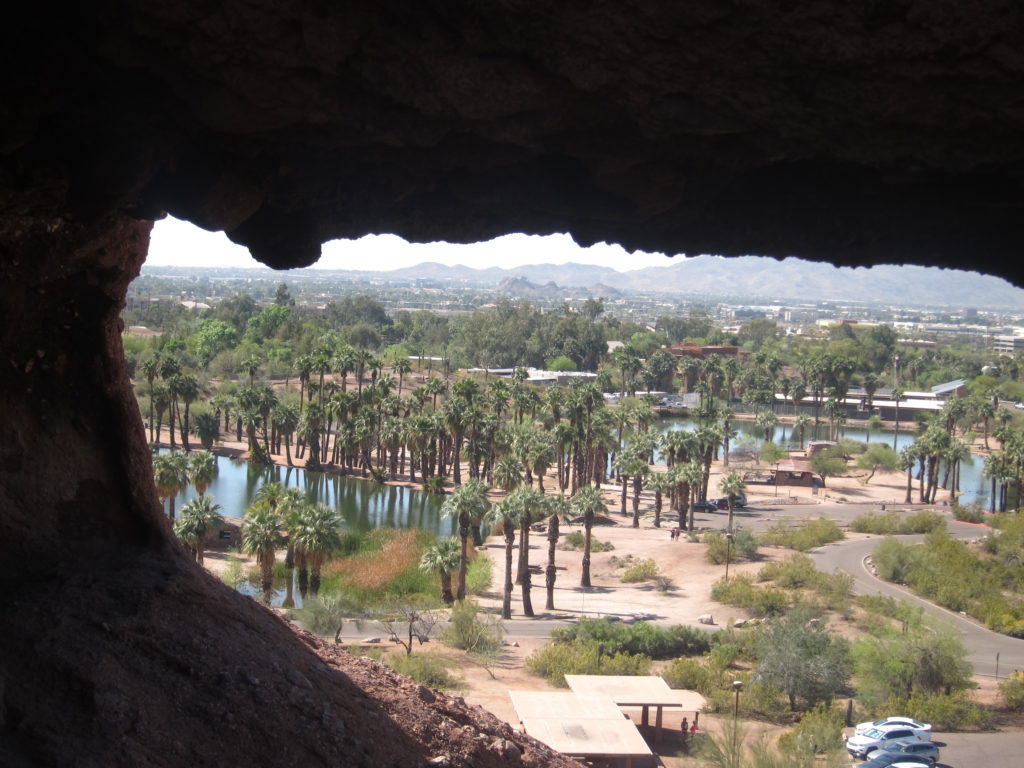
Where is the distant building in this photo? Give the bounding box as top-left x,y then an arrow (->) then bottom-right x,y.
994,335 -> 1024,354
666,343 -> 747,360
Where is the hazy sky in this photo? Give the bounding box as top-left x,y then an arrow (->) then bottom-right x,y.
146,216 -> 680,272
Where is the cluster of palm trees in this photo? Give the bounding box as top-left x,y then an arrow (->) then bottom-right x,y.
152,449 -> 217,519
240,482 -> 343,604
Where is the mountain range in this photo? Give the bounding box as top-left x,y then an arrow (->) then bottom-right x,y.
378,255 -> 1023,308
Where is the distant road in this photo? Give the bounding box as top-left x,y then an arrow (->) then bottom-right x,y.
809,519 -> 1024,677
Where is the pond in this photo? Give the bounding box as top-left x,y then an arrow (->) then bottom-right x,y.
170,455 -> 453,538
656,416 -> 989,507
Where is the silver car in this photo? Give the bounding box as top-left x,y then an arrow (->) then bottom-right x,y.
866,738 -> 939,765
846,725 -> 926,758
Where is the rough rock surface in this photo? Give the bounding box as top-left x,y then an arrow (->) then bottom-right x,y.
2,3 -> 1024,766
4,2 -> 1024,275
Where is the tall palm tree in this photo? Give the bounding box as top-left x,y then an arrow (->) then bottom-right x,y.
419,536 -> 461,605
646,470 -> 672,529
242,503 -> 281,602
152,450 -> 189,520
543,493 -> 570,610
492,454 -> 524,493
174,495 -> 223,566
484,497 -> 519,619
393,356 -> 413,397
440,479 -> 490,601
191,411 -> 220,450
273,402 -> 300,466
187,450 -> 218,496
718,472 -> 746,532
793,413 -> 813,451
570,485 -> 608,588
140,355 -> 161,442
292,503 -> 343,596
172,373 -> 200,449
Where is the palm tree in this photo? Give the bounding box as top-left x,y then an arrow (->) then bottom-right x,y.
793,413 -> 812,451
241,354 -> 262,387
140,355 -> 161,442
493,454 -> 524,493
191,411 -> 220,449
172,373 -> 200,449
441,478 -> 490,601
679,460 -> 704,531
756,410 -> 778,443
187,450 -> 218,496
292,503 -> 343,596
393,356 -> 413,397
419,536 -> 461,605
570,485 -> 608,588
242,503 -> 281,602
718,472 -> 746,532
152,450 -> 189,520
505,484 -> 544,616
273,401 -> 300,466
542,494 -> 570,610
174,495 -> 223,566
484,497 -> 519,619
646,470 -> 672,528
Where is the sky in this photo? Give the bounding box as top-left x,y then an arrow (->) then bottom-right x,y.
146,216 -> 680,273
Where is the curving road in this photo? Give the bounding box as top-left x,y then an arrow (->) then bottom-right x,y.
808,517 -> 1024,677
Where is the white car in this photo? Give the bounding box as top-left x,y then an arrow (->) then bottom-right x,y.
854,717 -> 932,739
846,725 -> 927,759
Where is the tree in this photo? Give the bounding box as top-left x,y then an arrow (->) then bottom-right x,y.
292,503 -> 343,596
419,536 -> 461,605
191,411 -> 220,449
856,443 -> 900,484
441,479 -> 490,601
152,450 -> 189,520
755,606 -> 852,711
570,485 -> 608,588
187,450 -> 218,496
718,472 -> 746,531
174,495 -> 223,566
809,449 -> 847,484
242,503 -> 282,602
498,485 -> 544,617
378,600 -> 440,656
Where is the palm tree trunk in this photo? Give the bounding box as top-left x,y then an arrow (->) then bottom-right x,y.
581,513 -> 593,588
457,514 -> 469,601
545,515 -> 559,610
502,523 -> 514,619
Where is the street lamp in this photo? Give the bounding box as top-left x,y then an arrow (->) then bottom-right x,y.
724,532 -> 734,581
892,354 -> 900,451
732,680 -> 744,718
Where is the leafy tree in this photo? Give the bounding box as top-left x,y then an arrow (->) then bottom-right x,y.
192,318 -> 238,366
856,443 -> 900,484
755,606 -> 851,711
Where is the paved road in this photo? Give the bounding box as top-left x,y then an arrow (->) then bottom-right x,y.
807,518 -> 1024,678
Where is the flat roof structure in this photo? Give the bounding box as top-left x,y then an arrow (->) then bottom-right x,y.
508,690 -> 625,721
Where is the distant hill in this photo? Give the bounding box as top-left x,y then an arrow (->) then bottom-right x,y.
379,256 -> 1024,307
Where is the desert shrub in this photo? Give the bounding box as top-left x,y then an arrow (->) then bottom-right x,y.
850,511 -> 900,534
902,509 -> 946,533
759,519 -> 843,551
661,657 -> 721,694
705,528 -> 759,564
465,551 -> 494,594
953,502 -> 985,524
525,641 -> 651,687
999,671 -> 1024,711
551,617 -> 711,659
621,557 -> 659,583
708,643 -> 741,669
870,536 -> 917,582
758,553 -> 818,588
777,703 -> 845,756
711,574 -> 790,617
441,599 -> 503,655
653,574 -> 674,592
880,691 -> 994,731
558,530 -> 614,552
388,650 -> 459,690
219,554 -> 244,588
856,594 -> 924,627
852,510 -> 945,535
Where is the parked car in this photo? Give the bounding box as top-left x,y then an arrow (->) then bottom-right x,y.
866,739 -> 939,765
691,499 -> 718,512
846,725 -> 927,758
714,495 -> 747,510
854,717 -> 931,739
860,755 -> 932,768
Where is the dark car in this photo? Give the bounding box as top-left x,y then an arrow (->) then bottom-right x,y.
866,738 -> 939,765
860,754 -> 932,768
691,499 -> 718,512
714,495 -> 747,510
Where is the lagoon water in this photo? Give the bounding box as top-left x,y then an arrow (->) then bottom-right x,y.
170,455 -> 453,537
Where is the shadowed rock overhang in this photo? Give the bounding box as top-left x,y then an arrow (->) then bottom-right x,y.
3,1 -> 1024,277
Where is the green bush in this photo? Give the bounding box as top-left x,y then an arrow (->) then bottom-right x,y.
711,574 -> 790,617
388,650 -> 460,690
621,557 -> 659,583
705,528 -> 760,564
559,530 -> 614,551
953,502 -> 986,524
441,599 -> 503,655
776,703 -> 845,756
999,671 -> 1024,711
851,510 -> 946,535
870,536 -> 917,582
219,554 -> 244,588
759,519 -> 844,551
856,593 -> 924,627
525,641 -> 652,687
881,691 -> 994,731
466,551 -> 494,594
758,553 -> 819,588
550,617 -> 711,659
661,657 -> 720,694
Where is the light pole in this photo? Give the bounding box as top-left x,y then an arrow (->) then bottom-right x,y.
892,354 -> 900,451
724,532 -> 734,581
732,680 -> 744,718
